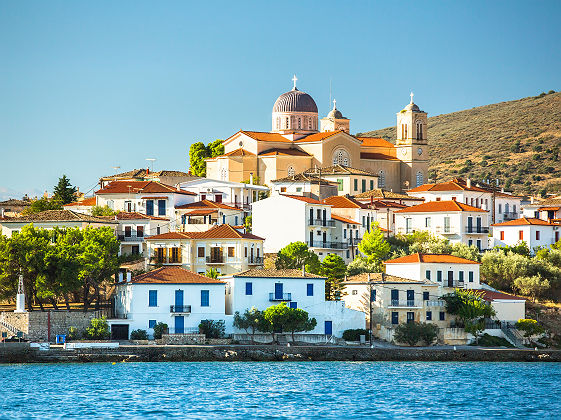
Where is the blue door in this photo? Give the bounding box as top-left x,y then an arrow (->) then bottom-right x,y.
175,316 -> 184,334
325,321 -> 333,336
290,302 -> 297,309
175,290 -> 184,311
275,283 -> 283,300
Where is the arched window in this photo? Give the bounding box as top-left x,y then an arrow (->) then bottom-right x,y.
298,118 -> 301,129
287,166 -> 295,177
220,168 -> 227,181
332,149 -> 350,166
308,118 -> 312,130
416,171 -> 424,187
416,121 -> 423,140
286,117 -> 289,129
378,171 -> 385,188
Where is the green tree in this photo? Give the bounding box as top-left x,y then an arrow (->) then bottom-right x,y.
284,307 -> 317,342
263,302 -> 291,343
275,241 -> 320,274
346,255 -> 381,276
319,254 -> 347,300
394,322 -> 439,346
85,316 -> 110,340
130,329 -> 148,340
514,274 -> 550,302
205,268 -> 220,279
24,197 -> 63,214
244,215 -> 252,233
450,243 -> 481,262
91,205 -> 118,216
233,307 -> 265,343
358,223 -> 390,264
199,320 -> 225,338
515,319 -> 545,338
441,289 -> 495,342
188,140 -> 224,177
153,322 -> 168,339
207,139 -> 225,158
53,175 -> 77,205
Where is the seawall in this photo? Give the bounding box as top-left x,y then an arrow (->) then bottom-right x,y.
1,344 -> 560,363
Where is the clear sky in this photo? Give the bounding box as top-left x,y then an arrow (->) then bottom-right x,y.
1,0 -> 560,199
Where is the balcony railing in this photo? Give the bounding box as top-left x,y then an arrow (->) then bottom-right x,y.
247,256 -> 264,265
425,300 -> 445,307
502,212 -> 519,221
348,237 -> 362,245
308,218 -> 335,227
118,234 -> 149,242
435,227 -> 457,235
170,305 -> 191,314
440,280 -> 465,288
389,299 -> 421,307
465,226 -> 489,234
269,293 -> 292,301
149,257 -> 183,265
206,256 -> 224,264
307,241 -> 348,249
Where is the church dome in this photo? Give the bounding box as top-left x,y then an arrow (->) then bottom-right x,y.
404,102 -> 420,112
327,107 -> 343,119
272,88 -> 318,113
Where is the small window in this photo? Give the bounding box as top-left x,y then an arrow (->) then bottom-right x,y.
519,230 -> 524,240
423,292 -> 429,301
287,166 -> 295,177
201,290 -> 209,307
439,312 -> 445,321
337,179 -> 344,191
425,217 -> 431,228
198,247 -> 205,257
228,247 -> 235,257
426,311 -> 432,321
469,271 -> 474,283
370,180 -> 374,190
245,282 -> 252,295
378,171 -> 385,188
352,290 -> 358,295
370,289 -> 376,302
459,271 -> 464,282
536,230 -> 540,240
361,179 -> 366,193
148,320 -> 156,329
244,247 -> 248,257
125,226 -> 132,237
437,271 -> 442,282
307,283 -> 314,296
425,270 -> 431,280
290,302 -> 298,309
354,179 -> 358,191
391,312 -> 399,325
157,199 -> 166,216
146,200 -> 154,216
148,290 -> 157,307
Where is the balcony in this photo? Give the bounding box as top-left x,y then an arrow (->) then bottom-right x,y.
502,212 -> 519,221
307,241 -> 348,250
206,256 -> 224,264
389,300 -> 422,308
425,300 -> 445,307
435,227 -> 458,235
170,305 -> 191,314
442,280 -> 465,288
118,234 -> 150,242
308,218 -> 335,227
348,237 -> 362,246
465,226 -> 489,234
269,293 -> 292,301
247,256 -> 264,265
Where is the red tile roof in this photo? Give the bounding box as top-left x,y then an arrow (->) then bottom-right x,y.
175,200 -> 239,211
467,289 -> 526,302
358,137 -> 395,148
491,217 -> 555,227
539,206 -> 561,211
95,181 -> 196,196
360,152 -> 400,161
384,253 -> 480,265
241,131 -> 292,143
115,212 -> 169,221
63,197 -> 97,207
293,131 -> 345,143
128,266 -> 225,284
331,214 -> 360,225
223,148 -> 256,157
280,194 -> 325,204
395,200 -> 486,213
188,224 -> 264,240
258,148 -> 311,157
322,195 -> 368,209
182,209 -> 217,216
146,232 -> 192,240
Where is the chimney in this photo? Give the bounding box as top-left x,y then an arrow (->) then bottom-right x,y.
146,167 -> 150,174
466,178 -> 471,189
249,173 -> 254,185
118,272 -> 124,283
126,272 -> 132,282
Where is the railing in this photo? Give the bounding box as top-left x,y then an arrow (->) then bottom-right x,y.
149,257 -> 183,264
307,241 -> 348,249
348,237 -> 362,245
502,212 -> 519,221
441,280 -> 465,288
425,300 -> 445,307
118,234 -> 149,242
308,219 -> 335,227
465,227 -> 489,234
206,256 -> 224,264
435,226 -> 457,234
247,257 -> 264,265
269,293 -> 292,301
389,300 -> 421,307
183,219 -> 211,225
170,305 -> 192,314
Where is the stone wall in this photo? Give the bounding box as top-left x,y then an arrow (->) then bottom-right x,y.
161,334 -> 205,345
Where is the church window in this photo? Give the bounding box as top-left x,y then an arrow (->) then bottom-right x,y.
298,118 -> 301,129
220,168 -> 227,181
333,149 -> 350,167
416,121 -> 423,140
286,117 -> 289,129
308,118 -> 312,130
276,117 -> 280,130
416,171 -> 424,187
378,171 -> 386,188
287,166 -> 295,177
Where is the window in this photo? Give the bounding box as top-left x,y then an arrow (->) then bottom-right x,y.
361,179 -> 366,192
125,226 -> 132,237
391,312 -> 399,325
468,271 -> 474,283
287,166 -> 295,177
343,229 -> 347,239
425,217 -> 431,228
244,247 -> 248,257
352,290 -> 358,295
337,179 -> 343,191
280,187 -> 287,192
307,283 -> 314,296
228,247 -> 235,257
298,117 -> 301,129
290,302 -> 297,309
416,171 -> 423,187
201,290 -> 209,307
536,230 -> 540,240
220,168 -> 227,181
137,226 -> 144,238
500,231 -> 505,240
519,230 -> 524,240
444,217 -> 451,233
425,270 -> 431,280
296,187 -> 302,192
354,179 -> 358,191
346,250 -> 350,258
362,216 -> 366,227
437,271 -> 442,282
505,203 -> 509,214
148,290 -> 157,307
406,312 -> 415,323
370,289 -> 376,302
498,204 -> 502,214
215,194 -> 222,203
148,320 -> 156,329
157,199 -> 166,216
286,117 -> 289,128
416,121 -> 423,140
476,239 -> 481,250
370,180 -> 374,190
423,291 -> 429,301
198,247 -> 205,257
170,247 -> 180,263
459,271 -> 464,282
333,149 -> 349,166
406,218 -> 412,234
146,200 -> 154,216
439,312 -> 445,321
245,282 -> 252,295
468,239 -> 473,246
378,171 -> 385,188
426,311 -> 432,321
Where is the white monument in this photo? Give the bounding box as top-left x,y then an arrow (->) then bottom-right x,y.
15,273 -> 26,313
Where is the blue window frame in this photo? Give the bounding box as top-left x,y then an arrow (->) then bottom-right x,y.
158,200 -> 166,216
290,302 -> 297,309
423,292 -> 429,301
245,282 -> 253,295
307,283 -> 313,296
425,270 -> 431,280
469,271 -> 474,283
426,311 -> 432,321
459,271 -> 464,282
201,290 -> 209,307
148,320 -> 156,329
146,200 -> 154,216
391,312 -> 399,325
235,216 -> 239,225
148,290 -> 157,307
370,180 -> 374,190
361,179 -> 366,192
439,311 -> 445,321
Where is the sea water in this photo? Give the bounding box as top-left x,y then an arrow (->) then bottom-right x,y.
1,361 -> 560,419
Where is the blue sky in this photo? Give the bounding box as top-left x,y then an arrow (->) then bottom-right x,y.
1,0 -> 560,199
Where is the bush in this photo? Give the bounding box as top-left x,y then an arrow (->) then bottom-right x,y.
130,329 -> 148,340
342,329 -> 369,341
394,322 -> 439,346
153,322 -> 168,339
515,319 -> 545,337
473,333 -> 514,348
68,326 -> 80,341
199,320 -> 225,339
84,316 -> 110,340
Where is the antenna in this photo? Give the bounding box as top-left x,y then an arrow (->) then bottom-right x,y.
329,78 -> 332,109
146,158 -> 156,172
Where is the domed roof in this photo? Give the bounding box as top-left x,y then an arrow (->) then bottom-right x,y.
404,102 -> 420,112
273,88 -> 318,113
327,108 -> 343,119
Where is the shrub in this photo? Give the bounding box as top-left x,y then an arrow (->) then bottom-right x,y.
84,316 -> 110,340
68,326 -> 80,341
199,320 -> 225,339
342,329 -> 369,341
153,322 -> 168,339
515,319 -> 545,337
473,333 -> 514,348
394,322 -> 439,346
130,329 -> 148,340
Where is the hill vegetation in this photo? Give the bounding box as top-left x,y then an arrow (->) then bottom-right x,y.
358,90 -> 561,196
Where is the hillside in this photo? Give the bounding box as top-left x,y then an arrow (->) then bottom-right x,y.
358,91 -> 561,195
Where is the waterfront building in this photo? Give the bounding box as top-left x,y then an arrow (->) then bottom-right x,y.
0,198 -> 31,217
491,217 -> 561,251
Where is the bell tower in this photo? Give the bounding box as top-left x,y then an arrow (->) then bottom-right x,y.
395,92 -> 429,191
320,100 -> 350,133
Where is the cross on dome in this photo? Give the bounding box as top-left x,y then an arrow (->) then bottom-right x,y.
292,74 -> 298,90
333,99 -> 337,109
410,91 -> 414,103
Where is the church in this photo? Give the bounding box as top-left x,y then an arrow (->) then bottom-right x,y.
205,77 -> 429,193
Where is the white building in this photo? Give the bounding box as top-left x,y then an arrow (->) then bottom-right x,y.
114,212 -> 170,256
110,266 -> 226,339
302,165 -> 380,197
175,200 -> 246,232
394,200 -> 490,250
221,268 -> 364,337
62,196 -> 97,215
270,173 -> 339,201
491,217 -> 561,251
177,178 -> 269,212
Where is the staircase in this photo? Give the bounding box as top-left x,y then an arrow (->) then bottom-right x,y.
0,314 -> 26,339
501,326 -> 525,349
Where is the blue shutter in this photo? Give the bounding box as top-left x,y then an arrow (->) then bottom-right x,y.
370,289 -> 376,302
245,282 -> 252,295
324,321 -> 332,335
426,311 -> 432,321
146,200 -> 154,216
425,270 -> 431,280
201,290 -> 209,307
391,312 -> 399,325
290,302 -> 297,309
423,292 -> 429,301
148,320 -> 156,329
439,312 -> 445,321
148,290 -> 157,307
158,200 -> 166,216
437,271 -> 442,282
459,271 -> 464,282
307,283 -> 313,296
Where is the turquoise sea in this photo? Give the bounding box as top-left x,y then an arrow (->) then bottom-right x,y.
1,361 -> 560,419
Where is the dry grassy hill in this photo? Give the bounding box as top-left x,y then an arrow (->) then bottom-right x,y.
358,91 -> 561,195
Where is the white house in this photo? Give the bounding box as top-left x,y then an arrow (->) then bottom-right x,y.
62,196 -> 97,215
175,200 -> 246,232
303,164 -> 380,197
472,289 -> 526,323
270,172 -> 339,201
491,217 -> 561,251
114,212 -> 170,256
177,178 -> 269,212
221,268 -> 365,337
394,200 -> 490,250
110,266 -> 226,339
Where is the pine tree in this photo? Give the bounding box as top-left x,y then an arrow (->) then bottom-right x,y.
52,175 -> 77,205
319,254 -> 347,300
358,222 -> 390,264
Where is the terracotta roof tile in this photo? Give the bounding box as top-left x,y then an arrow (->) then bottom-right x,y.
491,217 -> 556,227
63,197 -> 97,207
384,253 -> 480,264
280,194 -> 326,204
330,214 -> 360,225
357,137 -> 395,148
272,173 -> 336,185
240,131 -> 292,143
175,200 -> 240,211
146,232 -> 192,240
293,131 -> 344,143
115,212 -> 169,221
127,266 -> 225,284
466,289 -> 526,302
345,273 -> 432,284
322,195 -> 367,209
395,200 -> 486,213
95,181 -> 196,196
232,268 -> 324,278
1,210 -> 117,224
305,165 -> 377,177
188,224 -> 264,240
258,148 -> 312,157
360,152 -> 400,161
354,189 -> 417,201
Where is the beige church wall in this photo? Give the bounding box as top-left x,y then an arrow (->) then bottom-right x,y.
360,160 -> 402,192
255,140 -> 299,155
321,134 -> 362,168
258,157 -> 278,186
360,144 -> 397,158
296,142 -> 324,168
